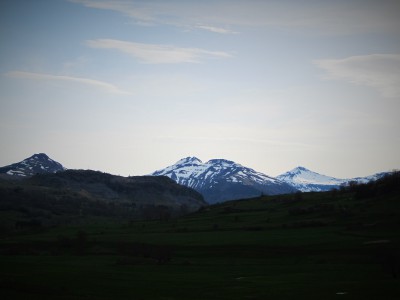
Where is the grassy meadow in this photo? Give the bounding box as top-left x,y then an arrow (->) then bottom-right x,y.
1,181 -> 399,299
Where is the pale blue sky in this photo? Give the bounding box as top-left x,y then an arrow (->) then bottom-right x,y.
1,0 -> 399,178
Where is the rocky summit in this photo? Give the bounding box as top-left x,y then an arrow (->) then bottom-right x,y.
0,153 -> 66,177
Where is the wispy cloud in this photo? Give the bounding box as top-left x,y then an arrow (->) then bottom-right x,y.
6,71 -> 129,95
70,0 -> 400,36
69,0 -> 156,24
86,39 -> 232,64
314,54 -> 400,98
195,25 -> 239,34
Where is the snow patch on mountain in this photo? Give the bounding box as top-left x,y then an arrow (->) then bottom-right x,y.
153,157 -> 280,189
277,166 -> 389,192
0,153 -> 66,177
152,157 -> 296,203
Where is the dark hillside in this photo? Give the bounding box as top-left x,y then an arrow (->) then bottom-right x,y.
0,170 -> 206,230
28,169 -> 205,204
345,170 -> 400,198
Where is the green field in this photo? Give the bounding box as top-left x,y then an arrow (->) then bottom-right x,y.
1,184 -> 399,299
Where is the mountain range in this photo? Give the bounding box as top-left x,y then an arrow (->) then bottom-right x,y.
152,157 -> 296,203
0,154 -> 391,204
152,157 -> 390,202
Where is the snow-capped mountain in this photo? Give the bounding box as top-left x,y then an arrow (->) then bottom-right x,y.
277,166 -> 388,192
0,153 -> 66,177
152,157 -> 296,203
350,172 -> 389,185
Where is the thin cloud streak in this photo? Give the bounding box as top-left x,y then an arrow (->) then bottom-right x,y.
69,0 -> 156,23
86,39 -> 233,64
195,25 -> 239,34
70,0 -> 400,35
6,71 -> 130,95
314,54 -> 400,98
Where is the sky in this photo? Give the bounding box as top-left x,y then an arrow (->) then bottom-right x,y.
1,0 -> 400,179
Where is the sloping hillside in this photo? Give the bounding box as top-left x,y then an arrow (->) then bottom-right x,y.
0,169 -> 206,228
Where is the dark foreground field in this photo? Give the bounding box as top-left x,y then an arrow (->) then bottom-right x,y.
1,178 -> 399,299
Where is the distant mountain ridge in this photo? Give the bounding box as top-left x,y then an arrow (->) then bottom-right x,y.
1,153 -> 392,200
277,166 -> 389,192
0,153 -> 66,177
151,157 -> 296,203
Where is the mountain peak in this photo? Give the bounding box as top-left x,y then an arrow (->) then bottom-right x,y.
290,166 -> 311,173
29,153 -> 50,160
206,159 -> 236,165
175,157 -> 202,165
0,153 -> 65,177
297,166 -> 309,171
277,166 -> 388,192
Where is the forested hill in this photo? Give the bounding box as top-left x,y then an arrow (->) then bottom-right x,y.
0,169 -> 206,228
